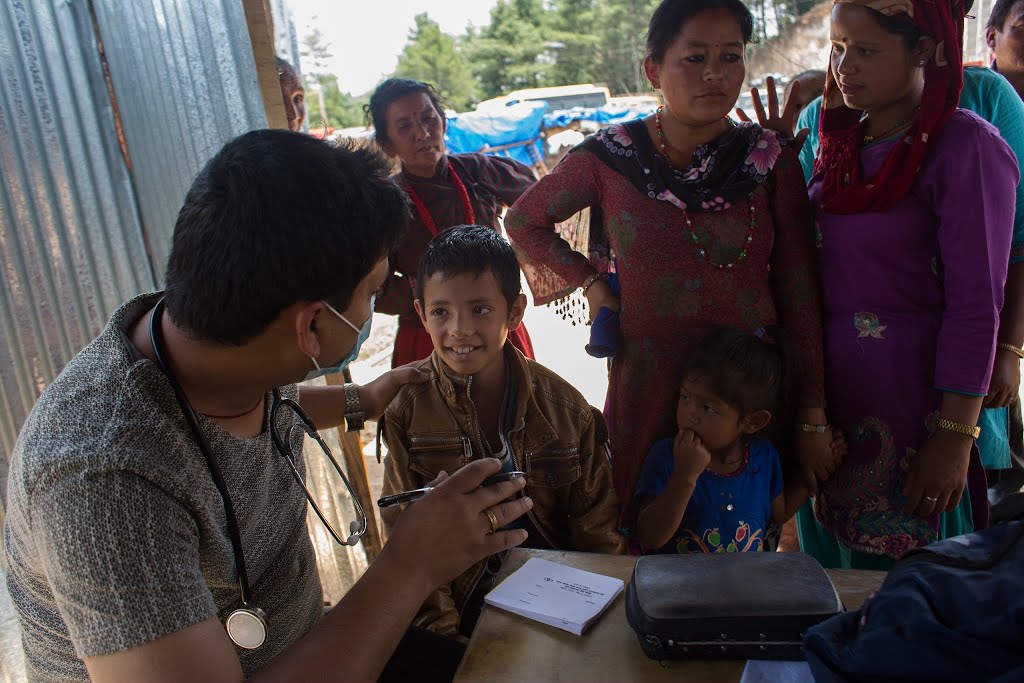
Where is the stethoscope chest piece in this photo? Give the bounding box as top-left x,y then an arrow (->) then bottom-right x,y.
225,606 -> 268,650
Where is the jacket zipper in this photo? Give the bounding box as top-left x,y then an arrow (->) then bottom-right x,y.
525,446 -> 579,458
464,377 -> 552,546
508,417 -> 555,549
409,434 -> 466,445
507,417 -> 526,468
465,375 -> 488,461
407,434 -> 472,467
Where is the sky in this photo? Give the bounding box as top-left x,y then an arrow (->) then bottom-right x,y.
285,0 -> 500,95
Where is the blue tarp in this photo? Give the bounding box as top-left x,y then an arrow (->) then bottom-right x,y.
445,101 -> 546,166
543,103 -> 656,129
446,101 -> 659,165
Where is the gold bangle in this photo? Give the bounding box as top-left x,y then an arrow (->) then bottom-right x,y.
796,423 -> 828,433
936,418 -> 981,440
580,272 -> 604,295
997,342 -> 1024,360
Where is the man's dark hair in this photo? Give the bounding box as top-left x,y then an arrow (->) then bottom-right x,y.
646,0 -> 755,63
988,0 -> 1024,30
164,130 -> 408,344
416,225 -> 522,309
366,78 -> 447,147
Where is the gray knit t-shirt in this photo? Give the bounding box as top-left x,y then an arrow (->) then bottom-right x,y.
4,293 -> 323,681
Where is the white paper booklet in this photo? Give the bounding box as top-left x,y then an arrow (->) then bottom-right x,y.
484,557 -> 625,635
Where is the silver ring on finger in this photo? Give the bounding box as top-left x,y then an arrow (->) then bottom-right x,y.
923,495 -> 938,502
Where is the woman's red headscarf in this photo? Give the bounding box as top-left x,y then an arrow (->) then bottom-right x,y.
814,0 -> 966,214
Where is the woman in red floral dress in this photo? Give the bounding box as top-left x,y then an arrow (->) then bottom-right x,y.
506,0 -> 831,530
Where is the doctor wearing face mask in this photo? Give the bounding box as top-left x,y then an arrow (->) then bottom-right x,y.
304,296 -> 375,380
4,131 -> 533,683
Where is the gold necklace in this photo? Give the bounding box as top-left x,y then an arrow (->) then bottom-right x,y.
862,107 -> 920,143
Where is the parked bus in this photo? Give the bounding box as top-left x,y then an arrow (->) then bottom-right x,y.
476,84 -> 611,113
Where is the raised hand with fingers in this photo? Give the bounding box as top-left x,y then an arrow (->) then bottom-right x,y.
734,76 -> 810,149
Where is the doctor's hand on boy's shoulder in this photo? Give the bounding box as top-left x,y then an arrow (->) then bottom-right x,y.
673,429 -> 711,481
357,363 -> 429,421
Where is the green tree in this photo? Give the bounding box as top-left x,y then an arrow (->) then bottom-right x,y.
592,0 -> 661,94
547,0 -> 601,86
468,0 -> 556,98
395,14 -> 477,111
300,26 -> 334,127
299,28 -> 367,130
300,26 -> 333,77
308,75 -> 367,129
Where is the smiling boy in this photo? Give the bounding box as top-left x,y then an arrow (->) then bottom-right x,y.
380,225 -> 625,637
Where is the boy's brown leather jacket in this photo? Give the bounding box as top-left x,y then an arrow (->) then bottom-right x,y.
380,343 -> 626,635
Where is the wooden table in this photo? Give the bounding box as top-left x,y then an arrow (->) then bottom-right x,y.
454,548 -> 885,683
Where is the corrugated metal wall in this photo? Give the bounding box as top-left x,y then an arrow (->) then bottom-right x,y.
0,0 -> 154,479
90,0 -> 267,275
269,0 -> 301,73
0,0 -> 267,509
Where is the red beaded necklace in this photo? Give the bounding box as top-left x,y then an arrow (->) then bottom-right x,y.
403,162 -> 476,236
684,205 -> 757,270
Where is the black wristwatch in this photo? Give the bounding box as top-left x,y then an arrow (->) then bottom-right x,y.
343,383 -> 365,431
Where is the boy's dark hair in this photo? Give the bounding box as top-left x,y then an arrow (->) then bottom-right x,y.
164,130 -> 408,345
366,78 -> 447,147
646,0 -> 755,63
988,0 -> 1023,30
683,326 -> 786,418
416,225 -> 522,309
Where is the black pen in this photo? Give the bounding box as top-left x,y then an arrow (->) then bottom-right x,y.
377,471 -> 525,508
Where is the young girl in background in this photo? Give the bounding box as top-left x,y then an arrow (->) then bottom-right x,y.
635,328 -> 845,554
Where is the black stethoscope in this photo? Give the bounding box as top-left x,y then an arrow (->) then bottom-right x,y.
149,299 -> 367,650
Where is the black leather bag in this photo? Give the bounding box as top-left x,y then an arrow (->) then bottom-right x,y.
625,552 -> 842,661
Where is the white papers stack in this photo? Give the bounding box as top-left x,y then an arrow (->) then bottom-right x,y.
484,558 -> 625,635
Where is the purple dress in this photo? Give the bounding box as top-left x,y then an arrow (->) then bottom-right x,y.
807,110 -> 1017,558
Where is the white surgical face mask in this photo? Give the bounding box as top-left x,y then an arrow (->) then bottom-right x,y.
303,296 -> 375,381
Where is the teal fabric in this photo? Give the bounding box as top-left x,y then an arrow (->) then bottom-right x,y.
979,406 -> 1011,469
796,98 -> 819,184
794,486 -> 975,569
797,67 -> 1024,265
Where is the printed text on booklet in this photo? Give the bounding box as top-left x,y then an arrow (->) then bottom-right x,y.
484,558 -> 625,635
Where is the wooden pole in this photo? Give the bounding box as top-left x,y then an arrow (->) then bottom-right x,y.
325,372 -> 384,562
241,1 -> 381,564
241,0 -> 289,130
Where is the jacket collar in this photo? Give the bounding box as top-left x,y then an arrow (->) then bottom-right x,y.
430,341 -> 560,450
